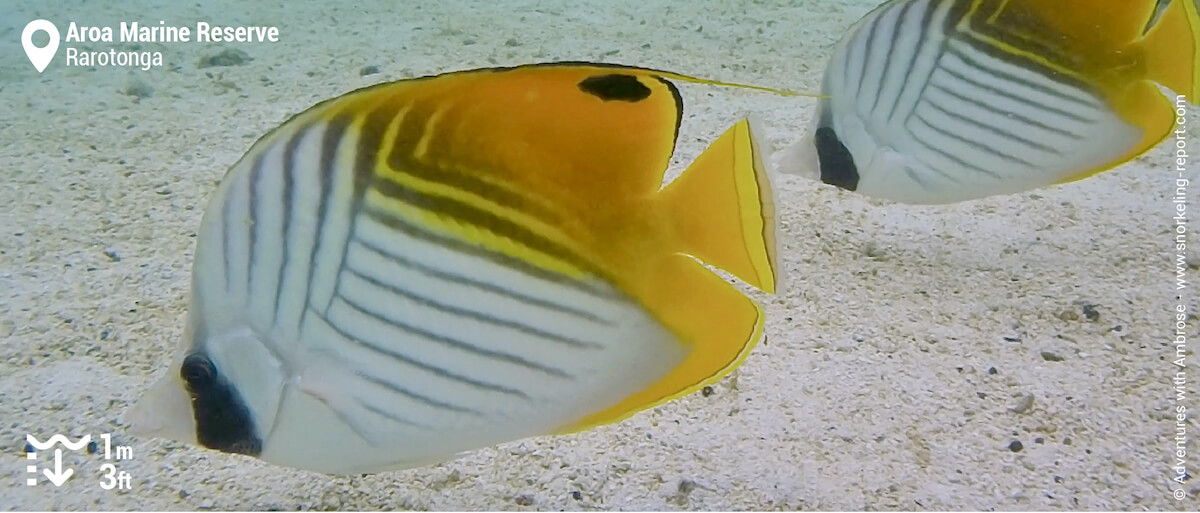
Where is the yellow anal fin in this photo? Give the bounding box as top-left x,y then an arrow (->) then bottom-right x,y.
559,253 -> 764,433
1059,79 -> 1179,184
658,118 -> 778,294
1140,0 -> 1200,99
1065,0 -> 1200,185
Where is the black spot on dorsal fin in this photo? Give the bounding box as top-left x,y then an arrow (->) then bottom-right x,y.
578,74 -> 651,102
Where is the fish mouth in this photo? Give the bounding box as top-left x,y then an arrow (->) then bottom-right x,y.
123,366 -> 198,445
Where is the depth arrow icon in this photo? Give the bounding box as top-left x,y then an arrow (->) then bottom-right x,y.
43,449 -> 73,486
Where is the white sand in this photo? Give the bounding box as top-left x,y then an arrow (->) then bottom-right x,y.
1,0 -> 1197,509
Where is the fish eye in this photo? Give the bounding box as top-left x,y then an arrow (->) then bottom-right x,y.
181,353 -> 217,388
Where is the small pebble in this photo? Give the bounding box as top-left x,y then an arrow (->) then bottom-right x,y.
86,440 -> 98,454
25,442 -> 34,453
199,49 -> 251,68
1008,440 -> 1024,452
1003,335 -> 1020,342
103,248 -> 121,262
1081,304 -> 1100,321
988,366 -> 998,375
122,78 -> 153,99
1010,394 -> 1035,414
701,386 -> 714,397
1058,309 -> 1079,322
862,241 -> 885,259
1034,437 -> 1045,444
571,490 -> 582,501
359,65 -> 380,76
513,494 -> 534,506
1040,350 -> 1065,362
504,38 -> 520,46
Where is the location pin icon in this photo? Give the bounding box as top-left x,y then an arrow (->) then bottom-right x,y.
22,20 -> 60,73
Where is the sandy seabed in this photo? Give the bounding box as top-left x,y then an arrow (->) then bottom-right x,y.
1,0 -> 1198,510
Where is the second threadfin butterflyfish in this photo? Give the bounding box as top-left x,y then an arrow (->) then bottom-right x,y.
123,63 -> 781,474
778,0 -> 1200,204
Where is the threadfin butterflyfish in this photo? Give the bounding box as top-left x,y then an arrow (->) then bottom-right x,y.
123,62 -> 782,474
778,0 -> 1200,204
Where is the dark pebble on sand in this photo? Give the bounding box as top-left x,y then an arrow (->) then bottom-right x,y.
1008,440 -> 1024,452
199,49 -> 252,68
513,494 -> 534,506
988,367 -> 997,375
122,78 -> 153,99
359,65 -> 379,76
87,440 -> 98,454
571,490 -> 582,501
1040,351 -> 1065,362
1081,303 -> 1100,321
701,386 -> 714,397
25,442 -> 34,453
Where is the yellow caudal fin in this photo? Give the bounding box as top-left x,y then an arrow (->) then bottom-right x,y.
657,118 -> 779,294
1141,0 -> 1200,98
560,253 -> 764,433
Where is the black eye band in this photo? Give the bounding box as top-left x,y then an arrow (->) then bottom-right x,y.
178,352 -> 262,456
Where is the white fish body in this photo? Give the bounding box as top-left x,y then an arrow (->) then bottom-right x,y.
130,121 -> 686,472
780,0 -> 1200,204
124,63 -> 779,475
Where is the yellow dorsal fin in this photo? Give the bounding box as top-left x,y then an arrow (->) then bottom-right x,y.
333,63 -> 810,206
999,0 -> 1159,50
559,253 -> 764,433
